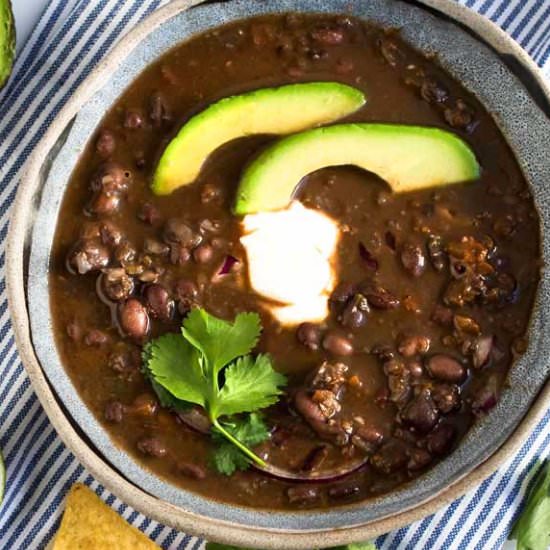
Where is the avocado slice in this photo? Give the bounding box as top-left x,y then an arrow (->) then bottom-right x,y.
152,82 -> 366,195
234,123 -> 480,215
0,0 -> 15,90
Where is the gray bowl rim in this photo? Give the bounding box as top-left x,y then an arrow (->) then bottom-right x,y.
9,0 -> 550,544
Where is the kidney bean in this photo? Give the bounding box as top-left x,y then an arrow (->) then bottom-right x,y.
400,242 -> 426,277
137,437 -> 167,458
193,244 -> 214,264
104,401 -> 125,423
144,284 -> 174,322
427,354 -> 466,384
177,461 -> 206,480
67,239 -> 110,275
296,322 -> 322,351
401,393 -> 439,434
322,332 -> 354,356
287,486 -> 321,505
398,335 -> 430,357
95,130 -> 116,158
119,298 -> 150,340
361,284 -> 400,310
426,423 -> 455,455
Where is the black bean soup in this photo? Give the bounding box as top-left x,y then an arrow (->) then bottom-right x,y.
50,13 -> 541,510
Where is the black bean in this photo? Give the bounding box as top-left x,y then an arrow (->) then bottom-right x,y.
177,462 -> 206,479
193,244 -> 214,264
95,130 -> 116,158
163,218 -> 200,247
200,183 -> 223,205
370,440 -> 408,474
300,445 -> 328,472
407,448 -> 433,471
420,79 -> 449,104
398,335 -> 430,357
427,235 -> 446,271
138,203 -> 161,225
124,109 -> 144,129
401,393 -> 439,434
137,437 -> 167,458
322,332 -> 354,356
108,349 -> 140,373
426,354 -> 466,384
67,239 -> 110,275
339,294 -> 369,329
114,242 -> 137,266
104,401 -> 125,423
118,299 -> 150,340
362,284 -> 400,310
358,243 -> 379,271
84,329 -> 109,346
432,384 -> 461,414
88,191 -> 121,216
296,323 -> 322,350
400,242 -> 426,277
98,221 -> 123,248
287,486 -> 321,505
66,321 -> 82,341
99,268 -> 134,302
330,282 -> 355,306
170,243 -> 191,265
473,335 -> 494,369
431,304 -> 454,326
149,92 -> 171,127
144,284 -> 174,322
426,423 -> 455,455
328,482 -> 361,499
91,162 -> 131,195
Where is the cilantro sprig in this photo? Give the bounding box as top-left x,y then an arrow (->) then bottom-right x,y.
142,308 -> 286,472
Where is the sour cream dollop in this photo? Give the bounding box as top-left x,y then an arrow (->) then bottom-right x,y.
240,201 -> 340,325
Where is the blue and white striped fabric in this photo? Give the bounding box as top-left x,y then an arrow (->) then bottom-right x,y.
0,1 -> 548,548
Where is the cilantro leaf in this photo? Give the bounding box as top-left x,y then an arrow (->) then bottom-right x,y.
146,333 -> 208,408
510,459 -> 550,550
182,309 -> 261,379
142,308 -> 286,474
142,343 -> 190,410
216,354 -> 286,417
212,413 -> 270,476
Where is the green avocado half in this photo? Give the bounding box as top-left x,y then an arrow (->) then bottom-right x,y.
0,0 -> 15,90
152,82 -> 366,195
233,123 -> 480,215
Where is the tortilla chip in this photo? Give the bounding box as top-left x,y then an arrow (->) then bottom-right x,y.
51,484 -> 159,549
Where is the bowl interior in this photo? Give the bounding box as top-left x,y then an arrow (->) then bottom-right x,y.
27,0 -> 550,531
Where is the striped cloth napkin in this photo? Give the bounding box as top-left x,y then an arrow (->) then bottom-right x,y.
0,1 -> 548,548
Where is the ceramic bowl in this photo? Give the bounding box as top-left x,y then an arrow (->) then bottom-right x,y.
7,0 -> 550,547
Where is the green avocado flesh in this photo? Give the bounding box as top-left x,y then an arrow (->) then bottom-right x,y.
152,82 -> 366,195
0,0 -> 15,90
234,123 -> 480,215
